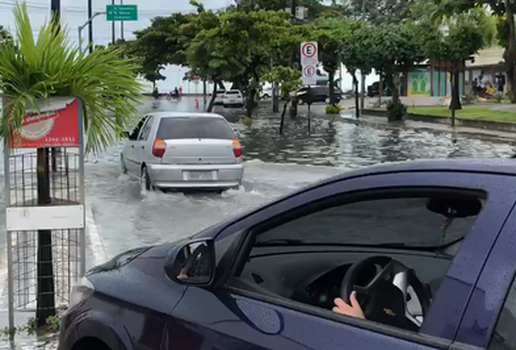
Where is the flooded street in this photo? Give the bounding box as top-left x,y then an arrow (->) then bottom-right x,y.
85,98 -> 516,258
2,97 -> 516,348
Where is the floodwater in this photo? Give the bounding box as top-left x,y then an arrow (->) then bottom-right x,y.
85,98 -> 516,258
1,97 -> 516,348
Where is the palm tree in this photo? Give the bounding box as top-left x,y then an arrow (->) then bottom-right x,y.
0,4 -> 142,326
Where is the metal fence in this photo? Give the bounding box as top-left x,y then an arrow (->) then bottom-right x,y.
6,147 -> 83,312
7,148 -> 80,207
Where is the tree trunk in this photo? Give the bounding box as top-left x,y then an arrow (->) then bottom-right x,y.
505,0 -> 516,103
245,92 -> 255,118
329,70 -> 335,105
390,73 -> 400,104
206,80 -> 219,112
449,64 -> 462,127
279,100 -> 289,135
351,71 -> 360,118
378,71 -> 383,105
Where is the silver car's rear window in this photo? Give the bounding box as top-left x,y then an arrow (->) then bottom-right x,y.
157,117 -> 235,140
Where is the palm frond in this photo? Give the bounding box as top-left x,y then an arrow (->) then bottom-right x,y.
0,3 -> 143,153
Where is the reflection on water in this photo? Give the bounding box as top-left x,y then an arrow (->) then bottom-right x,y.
235,114 -> 515,167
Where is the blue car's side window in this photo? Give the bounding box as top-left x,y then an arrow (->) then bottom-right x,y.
489,276 -> 516,349
228,188 -> 485,337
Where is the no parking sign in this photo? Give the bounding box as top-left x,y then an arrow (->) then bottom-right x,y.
300,41 -> 318,85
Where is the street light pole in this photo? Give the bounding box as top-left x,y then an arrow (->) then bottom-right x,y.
78,12 -> 106,51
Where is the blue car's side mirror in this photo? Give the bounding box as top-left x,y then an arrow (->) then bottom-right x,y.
166,239 -> 216,286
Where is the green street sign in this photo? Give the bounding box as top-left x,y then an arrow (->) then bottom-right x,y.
106,5 -> 138,21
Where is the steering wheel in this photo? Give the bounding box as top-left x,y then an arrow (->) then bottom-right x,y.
340,256 -> 431,331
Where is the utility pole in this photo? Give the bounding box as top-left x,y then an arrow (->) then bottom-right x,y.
111,0 -> 115,44
290,0 -> 296,68
120,0 -> 124,40
360,0 -> 366,111
88,0 -> 93,53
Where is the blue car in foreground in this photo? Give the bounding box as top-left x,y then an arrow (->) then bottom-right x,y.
59,159 -> 516,350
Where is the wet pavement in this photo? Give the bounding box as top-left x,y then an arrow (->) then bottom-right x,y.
2,96 -> 516,348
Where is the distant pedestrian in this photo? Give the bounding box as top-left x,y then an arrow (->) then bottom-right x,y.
472,78 -> 479,95
179,87 -> 183,95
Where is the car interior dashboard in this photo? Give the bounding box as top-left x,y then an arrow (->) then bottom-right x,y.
232,245 -> 458,319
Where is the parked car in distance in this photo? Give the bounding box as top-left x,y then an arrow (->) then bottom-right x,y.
213,89 -> 227,106
367,81 -> 392,97
260,86 -> 273,99
59,159 -> 516,350
223,90 -> 244,108
120,112 -> 243,191
297,85 -> 342,104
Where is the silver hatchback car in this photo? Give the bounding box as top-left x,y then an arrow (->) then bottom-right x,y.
121,112 -> 244,190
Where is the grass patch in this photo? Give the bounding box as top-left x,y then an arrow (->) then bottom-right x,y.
372,105 -> 516,122
406,106 -> 516,122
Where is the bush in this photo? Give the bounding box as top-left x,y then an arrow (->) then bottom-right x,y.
462,94 -> 478,105
386,101 -> 406,121
495,92 -> 504,103
325,104 -> 343,114
241,116 -> 253,127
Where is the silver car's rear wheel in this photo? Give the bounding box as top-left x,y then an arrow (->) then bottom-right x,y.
140,166 -> 154,191
120,154 -> 127,174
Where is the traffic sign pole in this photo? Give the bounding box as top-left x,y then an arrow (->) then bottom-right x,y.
111,0 -> 115,44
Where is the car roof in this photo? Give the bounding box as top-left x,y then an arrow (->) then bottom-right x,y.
308,158 -> 516,190
190,158 -> 516,242
148,112 -> 225,119
338,158 -> 516,178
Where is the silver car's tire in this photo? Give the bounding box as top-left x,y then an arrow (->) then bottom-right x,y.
120,154 -> 127,174
140,166 -> 154,191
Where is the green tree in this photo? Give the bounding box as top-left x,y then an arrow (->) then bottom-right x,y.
340,21 -> 373,117
341,0 -> 413,23
188,9 -> 296,116
234,0 -> 326,19
268,66 -> 301,134
365,22 -> 424,120
418,8 -> 496,123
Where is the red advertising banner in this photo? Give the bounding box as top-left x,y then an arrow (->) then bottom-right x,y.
9,97 -> 80,149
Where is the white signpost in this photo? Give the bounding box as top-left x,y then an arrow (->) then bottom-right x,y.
300,41 -> 318,85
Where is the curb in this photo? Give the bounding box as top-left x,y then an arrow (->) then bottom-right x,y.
363,109 -> 516,133
86,204 -> 108,266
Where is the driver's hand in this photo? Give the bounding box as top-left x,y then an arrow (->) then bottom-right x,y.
177,268 -> 189,280
333,291 -> 365,319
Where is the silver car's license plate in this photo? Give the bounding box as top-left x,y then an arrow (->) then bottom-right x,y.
185,171 -> 213,181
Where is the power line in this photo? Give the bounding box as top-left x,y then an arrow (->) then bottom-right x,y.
0,0 -> 223,15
